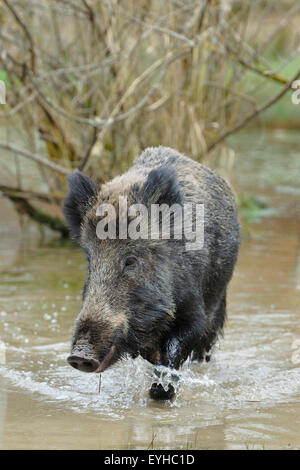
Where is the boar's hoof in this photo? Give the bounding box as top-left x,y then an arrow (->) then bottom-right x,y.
149,382 -> 175,401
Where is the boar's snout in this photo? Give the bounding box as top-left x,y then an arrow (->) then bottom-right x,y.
67,336 -> 100,373
67,353 -> 100,373
67,343 -> 118,373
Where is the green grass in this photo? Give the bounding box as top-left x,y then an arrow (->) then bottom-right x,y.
0,69 -> 10,87
238,192 -> 276,224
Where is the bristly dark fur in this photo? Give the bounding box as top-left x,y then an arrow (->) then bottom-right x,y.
140,165 -> 182,206
63,146 -> 240,399
63,169 -> 97,240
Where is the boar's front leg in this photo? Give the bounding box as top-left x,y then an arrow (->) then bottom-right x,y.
162,306 -> 207,369
149,369 -> 179,401
149,315 -> 205,400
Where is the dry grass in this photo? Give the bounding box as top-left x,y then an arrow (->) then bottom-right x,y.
0,0 -> 299,228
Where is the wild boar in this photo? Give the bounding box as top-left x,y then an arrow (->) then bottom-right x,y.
64,146 -> 240,399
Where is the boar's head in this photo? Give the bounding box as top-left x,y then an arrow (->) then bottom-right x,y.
63,167 -> 183,373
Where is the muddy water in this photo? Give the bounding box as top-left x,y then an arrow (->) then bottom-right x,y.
0,130 -> 299,449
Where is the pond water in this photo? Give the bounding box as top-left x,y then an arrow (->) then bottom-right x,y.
0,130 -> 299,449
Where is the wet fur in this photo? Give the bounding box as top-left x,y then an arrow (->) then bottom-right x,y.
64,146 -> 240,373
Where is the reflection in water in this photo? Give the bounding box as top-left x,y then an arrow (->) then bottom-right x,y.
0,130 -> 299,449
0,379 -> 7,449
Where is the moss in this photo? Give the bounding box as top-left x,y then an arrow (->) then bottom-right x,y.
2,190 -> 69,237
28,206 -> 69,237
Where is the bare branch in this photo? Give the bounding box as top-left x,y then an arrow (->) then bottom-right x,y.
226,44 -> 296,86
207,69 -> 300,153
0,185 -> 64,203
0,142 -> 71,176
2,0 -> 36,71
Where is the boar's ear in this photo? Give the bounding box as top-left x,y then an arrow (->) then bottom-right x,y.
140,165 -> 182,206
63,170 -> 97,241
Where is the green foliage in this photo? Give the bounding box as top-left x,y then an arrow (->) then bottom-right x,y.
0,69 -> 10,87
238,192 -> 275,223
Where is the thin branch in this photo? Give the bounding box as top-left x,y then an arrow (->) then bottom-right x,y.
55,0 -> 89,16
78,126 -> 97,171
79,69 -> 166,172
0,142 -> 71,176
204,81 -> 257,105
259,3 -> 300,53
3,0 -> 36,71
195,0 -> 209,33
0,91 -> 37,117
0,185 -> 64,203
120,9 -> 197,47
28,34 -> 206,130
207,69 -> 300,153
226,44 -> 296,85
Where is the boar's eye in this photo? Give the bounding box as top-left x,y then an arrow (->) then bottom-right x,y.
123,256 -> 138,271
